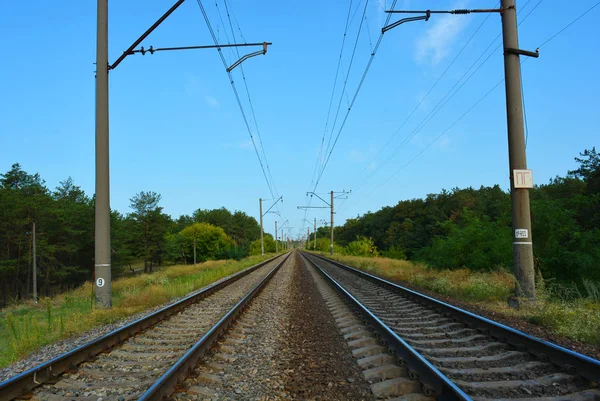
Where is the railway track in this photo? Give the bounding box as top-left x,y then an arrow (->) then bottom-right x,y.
302,252 -> 600,401
0,253 -> 290,401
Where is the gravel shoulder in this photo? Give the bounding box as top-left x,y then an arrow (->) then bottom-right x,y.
0,257 -> 281,384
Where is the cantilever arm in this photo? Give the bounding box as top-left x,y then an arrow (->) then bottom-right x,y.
382,13 -> 430,33
227,42 -> 270,72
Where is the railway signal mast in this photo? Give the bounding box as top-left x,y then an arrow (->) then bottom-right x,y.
95,0 -> 272,308
383,0 -> 538,299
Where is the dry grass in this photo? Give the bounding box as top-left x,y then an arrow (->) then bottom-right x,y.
320,253 -> 600,345
0,254 -> 275,368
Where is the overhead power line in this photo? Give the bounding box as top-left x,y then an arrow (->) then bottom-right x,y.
352,0 -> 543,193
349,1 -> 498,189
345,0 -> 599,210
195,0 -> 276,201
312,0 -> 399,194
308,0 -> 355,196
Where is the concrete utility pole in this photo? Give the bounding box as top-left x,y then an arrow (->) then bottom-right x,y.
314,217 -> 317,250
330,191 -> 334,255
501,0 -> 535,299
383,2 -> 538,300
32,221 -> 37,304
275,221 -> 278,253
193,236 -> 197,266
259,198 -> 264,256
307,228 -> 310,249
95,0 -> 112,308
92,0 -> 272,308
282,232 -> 285,250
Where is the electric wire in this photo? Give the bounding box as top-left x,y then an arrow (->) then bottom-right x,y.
222,0 -> 281,199
537,0 -> 600,48
195,0 -> 276,200
220,0 -> 289,227
349,1 -> 497,189
308,0 -> 355,197
353,0 -> 542,193
322,0 -> 370,173
312,0 -> 398,195
344,0 -> 599,212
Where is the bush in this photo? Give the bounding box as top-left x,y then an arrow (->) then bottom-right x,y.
417,210 -> 512,271
383,245 -> 406,260
343,236 -> 380,257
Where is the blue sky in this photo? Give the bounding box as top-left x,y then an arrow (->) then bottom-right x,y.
1,0 -> 599,241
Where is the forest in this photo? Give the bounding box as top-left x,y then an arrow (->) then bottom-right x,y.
0,166 -> 263,306
1,147 -> 598,306
317,148 -> 600,291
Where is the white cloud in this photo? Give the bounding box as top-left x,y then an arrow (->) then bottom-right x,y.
415,3 -> 471,65
205,96 -> 220,107
348,149 -> 366,162
436,135 -> 451,149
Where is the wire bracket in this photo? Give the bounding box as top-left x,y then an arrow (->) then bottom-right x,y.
505,47 -> 540,58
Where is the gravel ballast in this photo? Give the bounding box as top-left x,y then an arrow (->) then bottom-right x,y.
173,251 -> 373,400
0,257 -> 281,384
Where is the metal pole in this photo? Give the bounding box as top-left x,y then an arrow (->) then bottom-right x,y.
501,0 -> 535,299
307,228 -> 310,249
95,0 -> 112,308
314,217 -> 316,250
275,221 -> 278,253
330,190 -> 334,255
259,198 -> 264,256
281,230 -> 284,251
193,236 -> 197,266
32,221 -> 37,304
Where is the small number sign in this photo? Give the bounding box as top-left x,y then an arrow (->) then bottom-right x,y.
96,278 -> 105,287
515,229 -> 529,239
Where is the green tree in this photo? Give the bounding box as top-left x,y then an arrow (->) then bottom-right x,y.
128,191 -> 170,272
180,223 -> 234,262
249,233 -> 276,255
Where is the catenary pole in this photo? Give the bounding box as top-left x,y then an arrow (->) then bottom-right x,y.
330,191 -> 334,255
32,221 -> 37,304
259,198 -> 264,256
275,221 -> 278,253
314,217 -> 316,250
95,0 -> 112,308
501,0 -> 535,299
307,228 -> 310,249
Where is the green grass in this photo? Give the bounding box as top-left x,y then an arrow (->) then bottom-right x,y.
319,252 -> 600,346
0,254 -> 275,368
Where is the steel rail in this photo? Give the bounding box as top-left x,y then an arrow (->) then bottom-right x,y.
0,253 -> 288,401
306,252 -> 600,386
301,253 -> 470,400
138,252 -> 291,400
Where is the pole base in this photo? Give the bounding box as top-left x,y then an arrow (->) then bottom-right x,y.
507,296 -> 537,309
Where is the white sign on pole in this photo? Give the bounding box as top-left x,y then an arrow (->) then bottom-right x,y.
515,229 -> 529,239
513,169 -> 533,188
96,278 -> 105,287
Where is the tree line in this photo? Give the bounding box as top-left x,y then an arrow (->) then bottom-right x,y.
318,148 -> 600,289
0,164 -> 263,306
